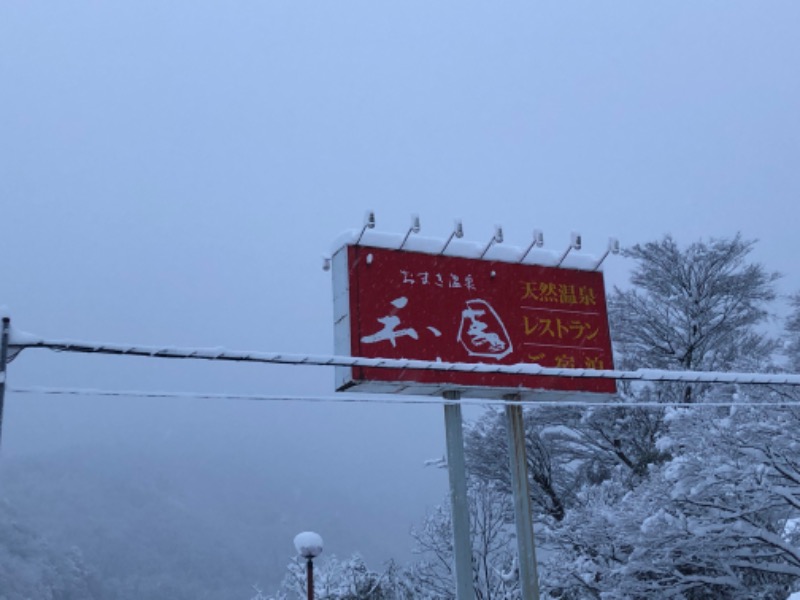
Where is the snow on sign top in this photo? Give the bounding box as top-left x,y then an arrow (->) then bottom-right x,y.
331,234 -> 617,402
329,228 -> 607,271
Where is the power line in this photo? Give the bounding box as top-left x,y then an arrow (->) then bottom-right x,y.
8,386 -> 800,409
10,335 -> 800,387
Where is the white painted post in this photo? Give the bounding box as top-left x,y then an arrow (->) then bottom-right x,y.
505,397 -> 540,599
443,390 -> 476,600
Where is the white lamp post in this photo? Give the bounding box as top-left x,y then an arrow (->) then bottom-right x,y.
294,531 -> 323,600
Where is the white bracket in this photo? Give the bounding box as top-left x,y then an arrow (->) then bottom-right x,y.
556,232 -> 581,267
592,238 -> 620,271
440,219 -> 464,255
480,225 -> 503,259
354,210 -> 376,245
399,214 -> 421,250
518,229 -> 544,263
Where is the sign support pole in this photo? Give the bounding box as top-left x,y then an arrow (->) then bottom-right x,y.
443,390 -> 475,600
505,395 -> 540,600
305,558 -> 314,600
0,317 -> 10,450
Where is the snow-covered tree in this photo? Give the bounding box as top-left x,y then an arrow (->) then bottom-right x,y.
465,403 -> 670,525
539,397 -> 800,599
408,482 -> 519,600
784,293 -> 800,372
610,234 -> 779,401
262,554 -> 416,600
654,402 -> 800,597
466,408 -> 572,522
0,501 -> 101,600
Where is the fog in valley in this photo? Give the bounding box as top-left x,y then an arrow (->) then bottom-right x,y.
2,2 -> 800,599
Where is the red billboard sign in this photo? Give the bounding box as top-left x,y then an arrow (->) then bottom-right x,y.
333,244 -> 616,400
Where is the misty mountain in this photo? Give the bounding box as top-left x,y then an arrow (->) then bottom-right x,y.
0,445 -> 311,599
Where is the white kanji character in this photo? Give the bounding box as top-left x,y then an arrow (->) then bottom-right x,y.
361,297 -> 419,347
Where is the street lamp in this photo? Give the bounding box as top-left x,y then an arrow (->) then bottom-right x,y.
294,531 -> 323,600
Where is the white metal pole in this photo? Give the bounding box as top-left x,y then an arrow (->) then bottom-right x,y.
443,390 -> 476,600
505,397 -> 540,600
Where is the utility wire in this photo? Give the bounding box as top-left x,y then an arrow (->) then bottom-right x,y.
8,386 -> 800,409
10,336 -> 800,386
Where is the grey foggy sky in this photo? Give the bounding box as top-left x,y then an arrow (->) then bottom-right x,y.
2,0 -> 800,570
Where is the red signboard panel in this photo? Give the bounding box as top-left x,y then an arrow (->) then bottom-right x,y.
334,245 -> 616,398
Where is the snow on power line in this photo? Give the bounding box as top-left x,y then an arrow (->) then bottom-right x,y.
8,332 -> 800,388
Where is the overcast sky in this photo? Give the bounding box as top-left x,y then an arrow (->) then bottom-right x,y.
2,0 -> 800,572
